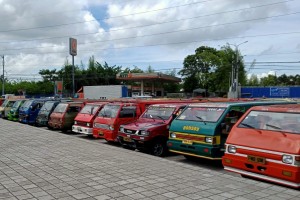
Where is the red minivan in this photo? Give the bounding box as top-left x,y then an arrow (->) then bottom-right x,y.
223,104 -> 300,188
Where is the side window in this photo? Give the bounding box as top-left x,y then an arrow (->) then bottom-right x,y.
120,106 -> 136,118
222,107 -> 245,134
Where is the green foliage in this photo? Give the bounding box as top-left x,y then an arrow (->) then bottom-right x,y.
179,45 -> 246,95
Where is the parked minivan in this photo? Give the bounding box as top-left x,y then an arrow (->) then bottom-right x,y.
223,104 -> 300,188
48,101 -> 84,131
19,99 -> 48,124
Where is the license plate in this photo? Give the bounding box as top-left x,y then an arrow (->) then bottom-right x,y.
98,131 -> 103,136
78,127 -> 82,131
182,140 -> 193,145
123,137 -> 132,142
247,155 -> 266,164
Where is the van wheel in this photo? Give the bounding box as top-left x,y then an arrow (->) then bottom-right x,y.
152,140 -> 167,157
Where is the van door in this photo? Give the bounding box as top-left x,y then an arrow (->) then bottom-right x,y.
64,106 -> 81,129
221,106 -> 246,143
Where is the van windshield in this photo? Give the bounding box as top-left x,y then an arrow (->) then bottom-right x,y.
21,100 -> 33,109
1,100 -> 8,107
238,110 -> 300,134
12,100 -> 22,108
80,105 -> 99,115
142,106 -> 175,120
53,103 -> 68,113
40,102 -> 55,111
98,105 -> 120,118
177,107 -> 225,122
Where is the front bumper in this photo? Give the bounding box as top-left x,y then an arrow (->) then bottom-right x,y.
167,139 -> 223,160
19,115 -> 29,124
118,132 -> 150,150
72,125 -> 93,135
223,153 -> 300,188
48,121 -> 63,129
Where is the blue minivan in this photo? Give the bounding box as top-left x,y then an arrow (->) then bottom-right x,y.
19,99 -> 48,124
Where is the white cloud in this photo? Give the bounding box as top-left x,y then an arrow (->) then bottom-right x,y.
0,0 -> 298,79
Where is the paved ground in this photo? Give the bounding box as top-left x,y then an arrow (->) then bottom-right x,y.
0,119 -> 299,200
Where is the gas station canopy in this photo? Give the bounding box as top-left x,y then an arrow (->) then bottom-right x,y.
116,72 -> 181,83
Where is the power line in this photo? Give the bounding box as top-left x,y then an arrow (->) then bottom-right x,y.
0,0 -> 137,21
0,0 -> 216,33
0,0 -> 292,44
3,10 -> 300,52
2,29 -> 300,56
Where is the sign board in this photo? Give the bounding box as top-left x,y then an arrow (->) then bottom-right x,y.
69,38 -> 77,56
55,81 -> 63,94
270,87 -> 290,97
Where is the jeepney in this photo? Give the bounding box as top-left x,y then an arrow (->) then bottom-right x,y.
118,103 -> 187,156
167,101 -> 295,160
19,99 -> 47,124
72,102 -> 107,135
7,99 -> 27,121
36,100 -> 61,127
0,99 -> 17,118
93,102 -> 141,141
48,102 -> 83,131
223,104 -> 300,188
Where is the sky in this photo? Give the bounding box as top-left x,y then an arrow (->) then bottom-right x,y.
0,0 -> 299,82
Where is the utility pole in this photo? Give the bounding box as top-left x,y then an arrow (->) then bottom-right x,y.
227,41 -> 248,98
1,55 -> 4,96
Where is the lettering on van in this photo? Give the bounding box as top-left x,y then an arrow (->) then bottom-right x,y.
183,126 -> 200,131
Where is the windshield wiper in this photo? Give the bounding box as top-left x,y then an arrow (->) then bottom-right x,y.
240,123 -> 255,129
156,115 -> 165,122
195,116 -> 206,125
265,123 -> 281,130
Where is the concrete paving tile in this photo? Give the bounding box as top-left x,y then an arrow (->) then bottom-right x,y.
71,193 -> 90,199
120,189 -> 136,195
162,192 -> 180,198
15,193 -> 34,200
1,120 -> 300,200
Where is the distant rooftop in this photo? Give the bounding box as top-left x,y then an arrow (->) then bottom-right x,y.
116,72 -> 181,83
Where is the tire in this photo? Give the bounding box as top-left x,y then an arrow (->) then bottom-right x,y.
152,140 -> 167,157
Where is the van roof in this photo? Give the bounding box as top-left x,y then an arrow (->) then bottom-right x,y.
149,103 -> 187,108
187,100 -> 295,108
249,103 -> 300,112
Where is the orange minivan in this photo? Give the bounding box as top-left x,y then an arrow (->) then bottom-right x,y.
223,104 -> 300,188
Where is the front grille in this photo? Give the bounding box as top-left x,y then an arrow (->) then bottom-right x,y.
124,129 -> 138,134
176,133 -> 205,142
76,121 -> 86,126
94,123 -> 110,129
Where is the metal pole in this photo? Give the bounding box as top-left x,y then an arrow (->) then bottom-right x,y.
235,46 -> 239,98
2,55 -> 4,96
72,55 -> 75,97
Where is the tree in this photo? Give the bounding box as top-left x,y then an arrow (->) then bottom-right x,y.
179,45 -> 246,96
246,74 -> 260,86
179,46 -> 220,94
260,75 -> 277,86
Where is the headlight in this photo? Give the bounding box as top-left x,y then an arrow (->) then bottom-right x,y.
140,130 -> 149,136
170,132 -> 176,138
109,125 -> 114,130
282,155 -> 293,164
119,126 -> 124,133
86,123 -> 90,127
74,121 -> 77,125
228,145 -> 237,154
205,137 -> 213,143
